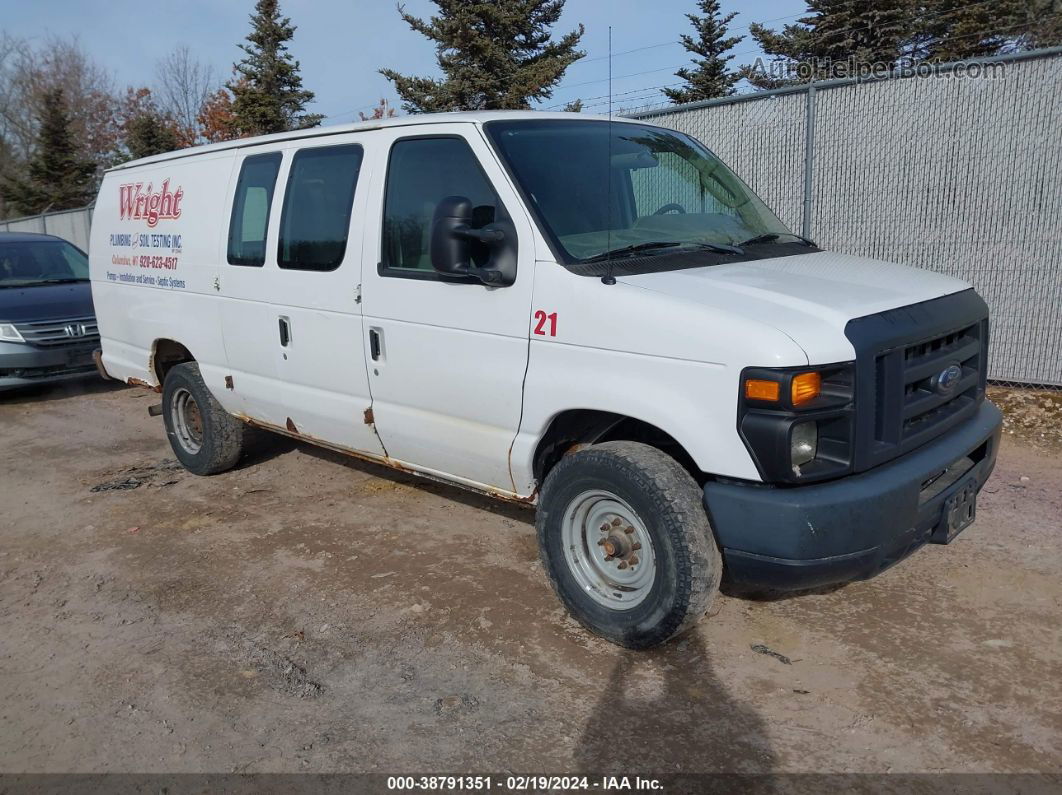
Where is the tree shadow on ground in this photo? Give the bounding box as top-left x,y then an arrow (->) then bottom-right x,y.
573,631 -> 777,789
238,427 -> 534,525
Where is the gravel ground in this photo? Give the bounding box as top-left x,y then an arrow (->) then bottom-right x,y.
0,381 -> 1059,780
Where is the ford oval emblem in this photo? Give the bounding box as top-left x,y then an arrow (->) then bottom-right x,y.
934,364 -> 963,394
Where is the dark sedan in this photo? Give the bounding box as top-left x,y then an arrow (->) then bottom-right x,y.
0,232 -> 99,392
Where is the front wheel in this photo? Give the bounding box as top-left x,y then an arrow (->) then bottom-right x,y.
162,362 -> 247,475
537,441 -> 721,648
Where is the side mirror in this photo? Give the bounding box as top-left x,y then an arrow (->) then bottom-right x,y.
430,195 -> 516,286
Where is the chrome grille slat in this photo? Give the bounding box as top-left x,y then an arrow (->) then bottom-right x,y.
13,316 -> 99,347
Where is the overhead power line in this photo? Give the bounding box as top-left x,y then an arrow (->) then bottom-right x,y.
545,0 -> 1034,102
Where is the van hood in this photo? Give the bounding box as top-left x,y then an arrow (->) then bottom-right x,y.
617,250 -> 971,363
0,281 -> 95,322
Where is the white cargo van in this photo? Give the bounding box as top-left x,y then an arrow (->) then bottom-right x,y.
90,111 -> 1001,648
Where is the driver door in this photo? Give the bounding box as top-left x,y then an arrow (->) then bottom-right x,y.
359,125 -> 537,494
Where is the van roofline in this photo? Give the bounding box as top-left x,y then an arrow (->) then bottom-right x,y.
106,110 -> 656,172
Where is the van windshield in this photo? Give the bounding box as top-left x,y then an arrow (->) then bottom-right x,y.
0,239 -> 89,288
484,119 -> 797,266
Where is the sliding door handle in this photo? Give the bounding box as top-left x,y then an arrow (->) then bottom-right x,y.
368,327 -> 382,361
278,316 -> 291,347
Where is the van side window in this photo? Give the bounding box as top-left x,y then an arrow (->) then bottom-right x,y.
381,137 -> 506,274
228,153 -> 282,267
278,144 -> 363,271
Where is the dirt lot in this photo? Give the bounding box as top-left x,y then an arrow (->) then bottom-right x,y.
1,381 -> 1060,778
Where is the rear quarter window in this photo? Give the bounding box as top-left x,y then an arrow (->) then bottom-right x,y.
228,153 -> 282,267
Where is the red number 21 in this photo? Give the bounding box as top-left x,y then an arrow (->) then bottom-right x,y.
533,310 -> 558,337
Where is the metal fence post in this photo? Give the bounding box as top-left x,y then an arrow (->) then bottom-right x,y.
802,82 -> 816,241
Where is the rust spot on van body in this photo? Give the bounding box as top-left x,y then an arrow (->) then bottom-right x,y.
224,375 -> 234,390
127,377 -> 162,393
232,412 -> 536,506
363,407 -> 375,425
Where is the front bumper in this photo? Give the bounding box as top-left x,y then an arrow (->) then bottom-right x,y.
0,341 -> 99,392
704,401 -> 1002,591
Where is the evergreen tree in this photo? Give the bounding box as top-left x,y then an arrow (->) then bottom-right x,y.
741,0 -> 911,89
0,88 -> 95,215
664,0 -> 744,104
116,87 -> 181,162
125,113 -> 181,160
381,0 -> 585,113
229,0 -> 322,136
912,0 -> 1061,62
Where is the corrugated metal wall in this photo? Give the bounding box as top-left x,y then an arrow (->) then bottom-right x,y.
0,206 -> 94,252
634,50 -> 1062,386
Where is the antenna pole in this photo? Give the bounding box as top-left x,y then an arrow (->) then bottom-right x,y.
602,26 -> 616,286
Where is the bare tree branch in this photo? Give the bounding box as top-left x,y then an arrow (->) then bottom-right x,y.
155,45 -> 218,140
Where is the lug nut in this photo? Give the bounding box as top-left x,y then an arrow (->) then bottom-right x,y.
629,555 -> 639,566
617,561 -> 629,570
624,525 -> 635,534
632,542 -> 641,551
604,555 -> 614,562
599,523 -> 610,532
611,517 -> 623,526
596,538 -> 605,546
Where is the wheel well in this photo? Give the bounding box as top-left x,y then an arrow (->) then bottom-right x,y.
533,410 -> 702,486
152,339 -> 194,384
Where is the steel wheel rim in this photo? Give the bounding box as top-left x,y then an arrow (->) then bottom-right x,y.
171,387 -> 204,454
560,489 -> 657,610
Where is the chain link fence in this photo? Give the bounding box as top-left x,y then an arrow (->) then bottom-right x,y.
632,48 -> 1062,388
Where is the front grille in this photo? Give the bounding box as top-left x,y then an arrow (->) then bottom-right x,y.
872,321 -> 985,452
13,316 -> 99,347
845,290 -> 989,472
895,323 -> 983,443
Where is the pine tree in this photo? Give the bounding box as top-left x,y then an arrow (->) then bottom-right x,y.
912,0 -> 1061,62
0,88 -> 96,215
741,0 -> 912,89
381,0 -> 585,113
229,0 -> 322,136
664,0 -> 744,104
116,87 -> 181,162
125,113 -> 181,160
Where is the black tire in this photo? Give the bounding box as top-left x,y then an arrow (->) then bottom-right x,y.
161,362 -> 247,475
537,441 -> 721,649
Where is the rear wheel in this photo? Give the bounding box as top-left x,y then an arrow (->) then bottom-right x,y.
162,362 -> 246,475
537,441 -> 722,649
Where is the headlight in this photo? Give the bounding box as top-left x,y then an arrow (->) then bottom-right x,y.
738,363 -> 855,483
0,323 -> 25,343
790,421 -> 818,471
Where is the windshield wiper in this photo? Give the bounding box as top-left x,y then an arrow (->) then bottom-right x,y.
583,241 -> 682,262
38,277 -> 87,283
739,232 -> 817,247
584,240 -> 747,263
683,241 -> 745,255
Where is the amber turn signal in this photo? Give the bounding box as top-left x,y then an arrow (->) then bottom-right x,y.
744,378 -> 780,402
791,371 -> 822,405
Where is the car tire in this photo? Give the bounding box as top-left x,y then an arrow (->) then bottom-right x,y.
537,441 -> 722,649
161,362 -> 247,475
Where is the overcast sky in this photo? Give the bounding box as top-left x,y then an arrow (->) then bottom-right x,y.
4,0 -> 807,119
